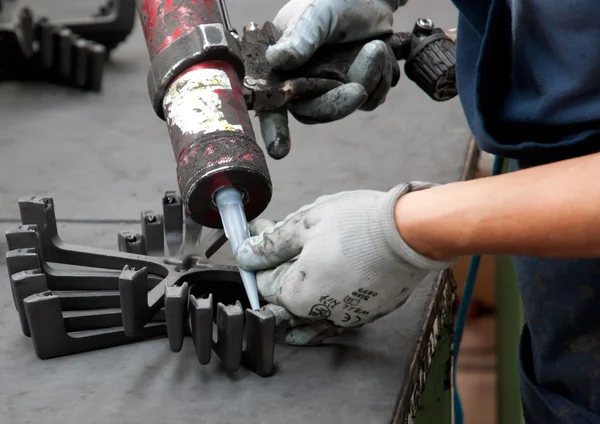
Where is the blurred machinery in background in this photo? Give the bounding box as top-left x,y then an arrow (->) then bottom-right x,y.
0,0 -> 136,91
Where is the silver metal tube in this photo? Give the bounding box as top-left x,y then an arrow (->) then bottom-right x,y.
218,0 -> 232,31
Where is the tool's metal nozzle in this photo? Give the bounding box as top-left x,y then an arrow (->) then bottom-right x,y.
215,186 -> 261,310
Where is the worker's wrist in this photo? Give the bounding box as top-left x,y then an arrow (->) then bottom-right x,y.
393,184 -> 464,262
383,183 -> 457,269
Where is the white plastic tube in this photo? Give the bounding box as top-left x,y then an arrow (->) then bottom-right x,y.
215,186 -> 260,310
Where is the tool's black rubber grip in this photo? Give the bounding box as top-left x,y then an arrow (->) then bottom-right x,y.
404,37 -> 457,101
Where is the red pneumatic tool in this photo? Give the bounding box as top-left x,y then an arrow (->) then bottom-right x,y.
134,0 -> 458,309
136,0 -> 271,309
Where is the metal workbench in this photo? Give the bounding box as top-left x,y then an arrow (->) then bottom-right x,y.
0,1 -> 472,423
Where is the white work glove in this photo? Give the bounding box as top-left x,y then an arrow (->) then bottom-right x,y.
266,0 -> 406,123
235,183 -> 456,346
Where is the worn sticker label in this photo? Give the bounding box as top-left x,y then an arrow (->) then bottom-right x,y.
163,68 -> 243,135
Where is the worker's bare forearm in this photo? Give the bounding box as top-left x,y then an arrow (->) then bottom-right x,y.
395,152 -> 600,261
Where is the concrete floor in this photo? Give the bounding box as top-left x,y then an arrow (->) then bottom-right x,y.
0,1 -> 474,423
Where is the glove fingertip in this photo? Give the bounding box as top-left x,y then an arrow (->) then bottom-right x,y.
289,83 -> 367,124
390,56 -> 401,87
235,232 -> 302,271
285,322 -> 342,346
343,82 -> 369,101
235,219 -> 277,268
234,239 -> 262,271
257,108 -> 291,160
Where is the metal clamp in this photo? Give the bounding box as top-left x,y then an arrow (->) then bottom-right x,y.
147,23 -> 245,119
5,192 -> 276,377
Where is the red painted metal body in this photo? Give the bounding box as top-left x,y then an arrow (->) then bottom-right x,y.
137,0 -> 223,58
134,0 -> 272,227
168,60 -> 255,160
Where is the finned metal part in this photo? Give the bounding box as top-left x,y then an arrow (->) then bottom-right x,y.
0,0 -> 136,91
4,192 -> 276,377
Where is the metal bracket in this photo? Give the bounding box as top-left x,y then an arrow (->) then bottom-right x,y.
4,191 -> 276,377
0,0 -> 136,91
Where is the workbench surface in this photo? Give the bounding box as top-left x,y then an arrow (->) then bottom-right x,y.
0,1 -> 469,423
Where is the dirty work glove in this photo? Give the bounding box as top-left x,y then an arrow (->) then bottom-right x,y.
267,0 -> 406,123
235,183 -> 456,346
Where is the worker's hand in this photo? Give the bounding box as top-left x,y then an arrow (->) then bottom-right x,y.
235,183 -> 456,346
266,0 -> 405,124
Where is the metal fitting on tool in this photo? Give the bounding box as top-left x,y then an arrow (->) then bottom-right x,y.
136,0 -> 272,228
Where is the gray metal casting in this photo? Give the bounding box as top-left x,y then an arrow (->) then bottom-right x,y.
0,0 -> 136,91
4,191 -> 276,377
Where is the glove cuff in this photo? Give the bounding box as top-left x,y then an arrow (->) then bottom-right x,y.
380,182 -> 457,270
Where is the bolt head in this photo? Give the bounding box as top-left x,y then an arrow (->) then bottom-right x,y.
417,18 -> 434,30
243,76 -> 257,87
147,215 -> 156,223
127,234 -> 137,242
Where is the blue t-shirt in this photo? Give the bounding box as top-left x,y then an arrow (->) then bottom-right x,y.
451,0 -> 600,422
453,0 -> 600,166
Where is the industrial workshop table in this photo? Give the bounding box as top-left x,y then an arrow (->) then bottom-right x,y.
0,1 -> 472,423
